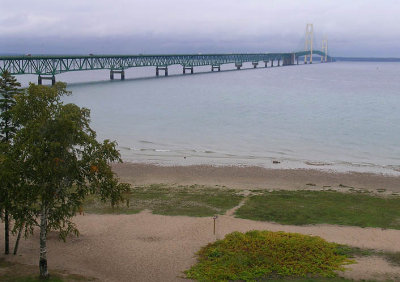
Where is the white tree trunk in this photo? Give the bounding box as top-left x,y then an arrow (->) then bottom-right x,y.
39,203 -> 48,278
13,223 -> 24,255
4,209 -> 9,254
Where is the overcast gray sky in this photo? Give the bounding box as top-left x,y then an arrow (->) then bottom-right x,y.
1,0 -> 399,56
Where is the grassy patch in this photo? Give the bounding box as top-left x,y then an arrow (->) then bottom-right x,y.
335,245 -> 375,258
336,245 -> 400,267
84,184 -> 243,217
235,190 -> 400,229
383,252 -> 400,266
260,278 -> 354,281
185,230 -> 354,281
0,258 -> 95,281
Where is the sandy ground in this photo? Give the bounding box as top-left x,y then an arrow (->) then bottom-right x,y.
1,164 -> 400,281
2,210 -> 400,281
113,163 -> 400,192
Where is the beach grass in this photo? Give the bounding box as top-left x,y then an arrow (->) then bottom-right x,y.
185,230 -> 354,281
235,190 -> 400,229
84,184 -> 243,217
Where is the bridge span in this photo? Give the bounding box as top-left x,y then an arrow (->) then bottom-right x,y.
0,50 -> 331,85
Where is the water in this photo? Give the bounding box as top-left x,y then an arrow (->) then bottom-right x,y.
18,62 -> 400,175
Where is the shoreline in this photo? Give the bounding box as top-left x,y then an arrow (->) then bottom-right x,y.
112,162 -> 400,192
118,147 -> 400,176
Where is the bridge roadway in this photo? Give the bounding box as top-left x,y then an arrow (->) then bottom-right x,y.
0,50 -> 330,85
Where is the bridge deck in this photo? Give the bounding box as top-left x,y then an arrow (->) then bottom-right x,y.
0,51 -> 327,76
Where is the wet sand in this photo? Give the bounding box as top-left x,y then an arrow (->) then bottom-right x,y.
112,163 -> 400,192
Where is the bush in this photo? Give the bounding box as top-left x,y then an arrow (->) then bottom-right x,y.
185,230 -> 353,281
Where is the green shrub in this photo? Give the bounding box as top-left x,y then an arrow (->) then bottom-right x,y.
185,230 -> 353,281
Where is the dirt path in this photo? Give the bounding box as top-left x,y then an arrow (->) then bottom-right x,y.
224,190 -> 252,216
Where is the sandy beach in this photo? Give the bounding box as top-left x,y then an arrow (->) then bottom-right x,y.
113,163 -> 400,192
1,164 -> 400,281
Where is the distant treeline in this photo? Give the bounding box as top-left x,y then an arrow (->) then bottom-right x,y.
334,57 -> 400,62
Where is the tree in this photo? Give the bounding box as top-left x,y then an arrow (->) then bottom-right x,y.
0,71 -> 21,255
10,82 -> 130,279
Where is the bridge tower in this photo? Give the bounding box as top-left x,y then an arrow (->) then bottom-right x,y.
321,38 -> 328,63
304,24 -> 314,64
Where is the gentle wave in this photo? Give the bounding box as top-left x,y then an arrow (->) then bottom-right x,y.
61,62 -> 400,176
117,144 -> 400,175
304,161 -> 333,166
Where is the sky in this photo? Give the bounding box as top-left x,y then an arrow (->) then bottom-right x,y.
1,0 -> 400,57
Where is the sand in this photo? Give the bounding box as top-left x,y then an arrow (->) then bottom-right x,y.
3,211 -> 400,281
1,164 -> 400,281
113,163 -> 400,192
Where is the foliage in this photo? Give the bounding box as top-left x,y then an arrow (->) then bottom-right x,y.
0,70 -> 22,254
0,70 -> 20,142
185,230 -> 353,281
10,82 -> 129,237
235,190 -> 400,229
84,184 -> 243,217
7,82 -> 130,278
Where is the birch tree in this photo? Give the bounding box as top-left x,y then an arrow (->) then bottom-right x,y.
10,82 -> 130,279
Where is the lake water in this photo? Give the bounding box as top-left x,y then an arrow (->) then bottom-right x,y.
18,62 -> 400,175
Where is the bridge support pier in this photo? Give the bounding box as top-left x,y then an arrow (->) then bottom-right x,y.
156,66 -> 168,76
110,70 -> 125,80
277,59 -> 280,66
183,66 -> 194,74
252,62 -> 258,68
264,61 -> 268,67
271,60 -> 274,67
235,63 -> 242,70
211,65 -> 220,72
282,54 -> 296,66
304,57 -> 313,64
38,75 -> 56,86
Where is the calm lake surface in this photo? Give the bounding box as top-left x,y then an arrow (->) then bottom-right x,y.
19,62 -> 400,175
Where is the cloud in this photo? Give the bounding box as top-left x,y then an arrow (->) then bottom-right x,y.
1,0 -> 399,56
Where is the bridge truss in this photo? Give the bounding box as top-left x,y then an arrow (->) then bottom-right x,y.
0,50 -> 330,84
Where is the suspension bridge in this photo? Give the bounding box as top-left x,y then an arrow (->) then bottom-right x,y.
0,25 -> 332,85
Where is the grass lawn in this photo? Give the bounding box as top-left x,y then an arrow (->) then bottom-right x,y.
235,190 -> 400,229
84,184 -> 243,217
